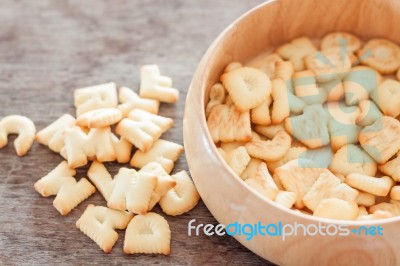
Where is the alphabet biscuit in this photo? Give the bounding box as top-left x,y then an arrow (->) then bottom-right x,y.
0,115 -> 36,156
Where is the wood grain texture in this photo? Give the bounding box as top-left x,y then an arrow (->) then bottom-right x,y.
0,0 -> 271,265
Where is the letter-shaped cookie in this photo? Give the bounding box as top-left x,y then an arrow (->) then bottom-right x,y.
221,66 -> 271,112
76,204 -> 133,253
61,126 -> 116,168
116,109 -> 173,152
359,116 -> 400,164
0,115 -> 36,156
207,103 -> 252,143
130,139 -> 183,174
245,130 -> 292,161
118,86 -> 159,116
124,212 -> 171,255
34,161 -> 96,215
74,82 -> 118,116
108,168 -> 157,215
36,114 -> 75,153
139,162 -> 177,211
273,159 -> 326,209
139,65 -> 179,103
76,108 -> 122,128
276,37 -> 317,71
245,163 -> 279,201
159,171 -> 200,216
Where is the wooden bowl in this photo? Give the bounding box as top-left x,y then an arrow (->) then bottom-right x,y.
184,0 -> 400,265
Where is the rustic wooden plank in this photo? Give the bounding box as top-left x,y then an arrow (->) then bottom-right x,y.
0,0 -> 273,265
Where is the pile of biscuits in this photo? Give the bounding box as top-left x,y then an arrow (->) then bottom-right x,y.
206,32 -> 400,221
0,64 -> 200,254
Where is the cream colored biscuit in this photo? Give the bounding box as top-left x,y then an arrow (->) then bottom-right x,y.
223,146 -> 250,176
271,78 -> 290,124
118,86 -> 160,116
116,109 -> 173,152
326,101 -> 360,124
206,83 -> 226,118
224,62 -> 243,73
87,161 -> 116,201
139,64 -> 179,103
329,144 -> 377,177
254,123 -> 287,139
76,204 -> 133,253
321,32 -> 361,53
267,146 -> 307,174
207,103 -> 252,143
305,47 -> 351,83
76,108 -> 122,128
108,168 -> 157,214
358,210 -> 393,220
130,139 -> 183,174
124,212 -> 171,255
275,61 -> 294,81
304,173 -> 357,209
35,114 -> 75,153
255,162 -> 278,189
357,38 -> 400,74
390,186 -> 400,201
379,152 -> 400,182
159,171 -> 200,216
274,159 -> 326,208
327,102 -> 361,151
319,79 -> 344,101
251,95 -> 272,125
287,90 -> 307,115
331,183 -> 359,202
359,116 -> 400,164
139,162 -> 177,211
276,37 -> 318,71
369,201 -> 400,216
285,104 -> 330,149
220,66 -> 271,112
293,70 -> 327,105
245,130 -> 291,161
313,198 -> 358,220
34,161 -> 95,215
245,164 -> 279,201
240,158 -> 263,181
357,206 -> 369,218
274,191 -> 297,209
61,126 -> 116,168
53,178 -> 96,216
356,99 -> 382,127
328,118 -> 361,152
356,191 -> 376,207
0,115 -> 36,156
343,66 -> 381,105
74,82 -> 118,116
303,171 -> 341,211
334,173 -> 346,183
348,52 -> 359,66
246,53 -> 283,78
34,161 -> 76,197
370,79 -> 400,118
346,174 -> 394,197
110,133 -> 133,164
219,141 -> 244,154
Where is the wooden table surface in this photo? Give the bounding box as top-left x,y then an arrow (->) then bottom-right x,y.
0,0 -> 277,265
